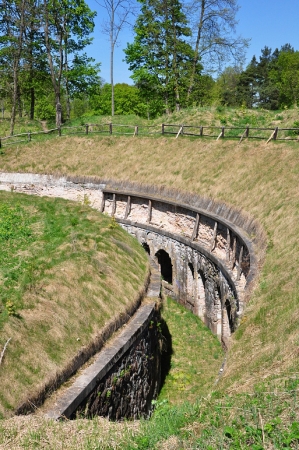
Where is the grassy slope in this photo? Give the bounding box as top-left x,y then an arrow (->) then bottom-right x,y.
0,107 -> 299,446
2,133 -> 298,383
158,297 -> 223,405
0,192 -> 149,419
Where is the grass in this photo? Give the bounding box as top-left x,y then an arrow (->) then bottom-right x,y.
0,191 -> 149,419
158,297 -> 223,405
0,107 -> 299,446
2,106 -> 299,145
0,117 -> 43,137
1,133 -> 298,389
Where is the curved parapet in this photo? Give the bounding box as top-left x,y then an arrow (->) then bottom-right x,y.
100,188 -> 257,346
0,173 -> 259,346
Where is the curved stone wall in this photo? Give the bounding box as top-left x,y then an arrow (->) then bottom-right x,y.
0,173 -> 257,346
100,188 -> 256,345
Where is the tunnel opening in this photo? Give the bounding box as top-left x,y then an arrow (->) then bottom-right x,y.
142,242 -> 151,255
188,262 -> 194,278
225,299 -> 234,333
155,249 -> 173,284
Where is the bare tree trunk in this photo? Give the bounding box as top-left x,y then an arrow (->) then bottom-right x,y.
187,0 -> 205,102
111,45 -> 114,116
30,86 -> 35,120
10,0 -> 26,135
171,12 -> 180,111
110,6 -> 115,117
43,0 -> 63,127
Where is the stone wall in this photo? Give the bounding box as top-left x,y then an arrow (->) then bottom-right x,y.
0,173 -> 257,345
74,309 -> 162,420
121,224 -> 237,345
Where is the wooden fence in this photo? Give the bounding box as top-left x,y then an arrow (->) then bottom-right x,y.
1,122 -> 299,148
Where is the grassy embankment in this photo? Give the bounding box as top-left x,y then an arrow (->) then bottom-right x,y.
0,191 -> 149,419
1,106 -> 299,448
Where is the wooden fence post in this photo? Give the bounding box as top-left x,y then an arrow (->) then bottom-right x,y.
266,128 -> 277,144
0,138 -> 2,149
216,127 -> 224,140
27,132 -> 31,142
109,123 -> 112,135
58,127 -> 61,136
134,125 -> 138,136
200,126 -> 203,136
85,125 -> 89,135
162,123 -> 165,135
273,127 -> 278,140
176,126 -> 183,139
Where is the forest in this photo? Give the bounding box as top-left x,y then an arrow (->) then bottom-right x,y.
0,0 -> 299,132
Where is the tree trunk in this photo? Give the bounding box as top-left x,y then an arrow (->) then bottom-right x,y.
110,20 -> 115,117
30,86 -> 35,120
17,85 -> 22,117
43,0 -> 63,127
187,0 -> 205,102
9,0 -> 26,135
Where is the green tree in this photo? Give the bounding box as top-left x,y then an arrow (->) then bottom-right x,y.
91,83 -> 148,117
270,50 -> 299,107
41,0 -> 96,126
214,66 -> 241,107
0,0 -> 27,134
186,0 -> 249,101
124,0 -> 198,113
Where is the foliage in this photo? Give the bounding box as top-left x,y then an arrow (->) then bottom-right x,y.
124,0 -> 199,113
91,83 -> 149,117
0,0 -> 100,126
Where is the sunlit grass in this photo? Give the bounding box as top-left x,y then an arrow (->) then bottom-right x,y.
0,192 -> 149,419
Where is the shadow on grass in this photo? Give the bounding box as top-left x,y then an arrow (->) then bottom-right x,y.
159,318 -> 173,390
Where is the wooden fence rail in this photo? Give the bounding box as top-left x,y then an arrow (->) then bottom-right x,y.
0,122 -> 298,148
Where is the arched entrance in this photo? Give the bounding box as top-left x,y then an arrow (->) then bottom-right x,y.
155,249 -> 173,284
142,242 -> 151,255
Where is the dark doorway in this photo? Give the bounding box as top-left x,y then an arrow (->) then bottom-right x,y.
225,299 -> 234,332
188,262 -> 194,279
155,249 -> 173,284
142,242 -> 150,255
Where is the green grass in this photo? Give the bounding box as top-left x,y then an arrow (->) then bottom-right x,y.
0,191 -> 149,418
0,117 -> 43,137
0,106 -> 299,446
2,106 -> 299,148
122,376 -> 299,449
158,297 -> 223,405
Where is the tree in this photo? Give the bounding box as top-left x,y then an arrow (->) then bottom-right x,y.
235,56 -> 258,108
186,0 -> 249,102
92,82 -> 148,116
41,0 -> 96,126
0,0 -> 27,134
124,0 -> 199,113
95,0 -> 133,116
270,50 -> 299,108
214,66 -> 241,107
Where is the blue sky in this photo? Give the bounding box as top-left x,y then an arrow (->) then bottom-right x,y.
86,0 -> 299,84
